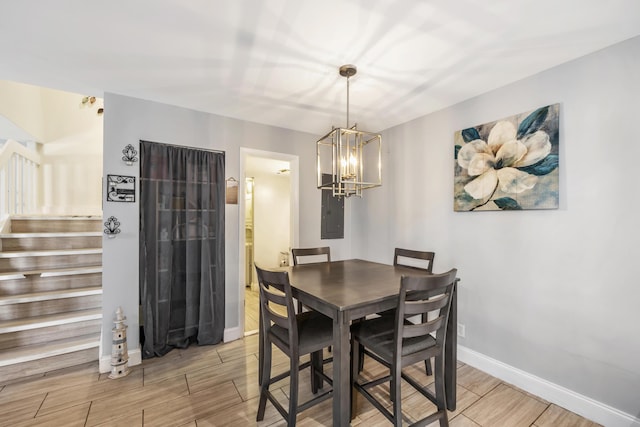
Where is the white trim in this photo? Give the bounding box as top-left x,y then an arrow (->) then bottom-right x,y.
99,348 -> 142,373
238,148 -> 300,337
458,345 -> 640,427
224,326 -> 243,343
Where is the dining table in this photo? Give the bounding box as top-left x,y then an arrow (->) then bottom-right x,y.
283,259 -> 459,426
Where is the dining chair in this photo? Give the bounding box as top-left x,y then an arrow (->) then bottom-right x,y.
291,247 -> 331,313
393,248 -> 436,375
255,265 -> 334,426
351,268 -> 457,427
359,248 -> 437,374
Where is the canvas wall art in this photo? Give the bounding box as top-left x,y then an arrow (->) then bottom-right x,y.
454,103 -> 559,211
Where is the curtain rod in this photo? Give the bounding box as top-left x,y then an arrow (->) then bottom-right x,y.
139,139 -> 225,155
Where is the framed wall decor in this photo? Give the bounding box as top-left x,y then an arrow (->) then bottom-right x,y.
454,103 -> 560,211
107,175 -> 136,202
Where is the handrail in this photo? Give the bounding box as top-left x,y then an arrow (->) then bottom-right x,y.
0,139 -> 41,216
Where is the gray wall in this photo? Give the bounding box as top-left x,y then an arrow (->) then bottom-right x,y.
351,36 -> 640,419
101,94 -> 352,362
102,35 -> 639,423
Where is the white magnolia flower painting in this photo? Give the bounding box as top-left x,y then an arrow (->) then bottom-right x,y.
454,104 -> 559,211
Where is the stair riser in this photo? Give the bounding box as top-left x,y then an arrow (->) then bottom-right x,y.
0,273 -> 102,296
0,254 -> 102,273
0,320 -> 101,350
0,346 -> 99,383
0,295 -> 102,321
1,236 -> 103,251
11,219 -> 102,233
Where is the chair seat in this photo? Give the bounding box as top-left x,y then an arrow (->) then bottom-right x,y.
270,310 -> 333,355
352,316 -> 437,361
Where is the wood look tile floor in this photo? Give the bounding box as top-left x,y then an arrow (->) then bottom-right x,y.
0,295 -> 601,426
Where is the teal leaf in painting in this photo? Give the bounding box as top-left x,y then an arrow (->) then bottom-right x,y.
517,106 -> 549,139
494,197 -> 522,210
462,128 -> 480,143
517,154 -> 558,176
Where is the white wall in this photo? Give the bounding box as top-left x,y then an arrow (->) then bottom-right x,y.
0,81 -> 103,216
101,94 -> 352,367
252,170 -> 291,269
352,36 -> 640,423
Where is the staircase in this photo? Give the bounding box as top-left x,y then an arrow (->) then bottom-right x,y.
0,216 -> 103,382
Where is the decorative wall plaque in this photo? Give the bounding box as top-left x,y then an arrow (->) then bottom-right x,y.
107,175 -> 135,202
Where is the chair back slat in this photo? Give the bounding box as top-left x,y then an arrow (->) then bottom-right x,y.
393,248 -> 435,272
292,247 -> 331,266
403,294 -> 448,316
403,316 -> 445,338
255,265 -> 297,338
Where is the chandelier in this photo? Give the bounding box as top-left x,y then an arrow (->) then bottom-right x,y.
316,65 -> 382,198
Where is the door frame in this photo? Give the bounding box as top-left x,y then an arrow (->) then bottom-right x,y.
238,147 -> 299,334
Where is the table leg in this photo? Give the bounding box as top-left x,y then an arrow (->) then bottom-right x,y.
445,279 -> 458,411
333,311 -> 350,426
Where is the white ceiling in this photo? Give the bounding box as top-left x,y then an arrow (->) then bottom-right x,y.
2,0 -> 639,136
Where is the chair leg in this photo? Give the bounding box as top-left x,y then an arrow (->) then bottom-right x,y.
256,339 -> 272,421
310,350 -> 322,394
434,354 -> 449,427
425,357 -> 433,376
392,362 -> 402,427
288,356 -> 300,427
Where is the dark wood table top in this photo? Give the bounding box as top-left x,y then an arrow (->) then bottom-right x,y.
286,259 -> 432,316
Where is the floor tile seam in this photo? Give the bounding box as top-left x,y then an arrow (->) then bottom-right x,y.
529,400 -> 552,427
83,400 -> 92,427
231,377 -> 251,403
457,380 -> 504,420
143,381 -> 242,426
82,381 -> 190,420
34,398 -> 90,422
499,380 -> 550,405
34,390 -> 47,418
38,382 -> 140,415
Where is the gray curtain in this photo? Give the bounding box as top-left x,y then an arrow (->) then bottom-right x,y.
140,140 -> 225,358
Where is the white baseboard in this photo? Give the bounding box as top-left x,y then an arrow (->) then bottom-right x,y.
99,348 -> 142,374
458,345 -> 640,427
224,326 -> 243,343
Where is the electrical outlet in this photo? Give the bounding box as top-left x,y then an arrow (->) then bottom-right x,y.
457,323 -> 466,338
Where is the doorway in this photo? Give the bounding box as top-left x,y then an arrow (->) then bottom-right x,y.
240,148 -> 299,336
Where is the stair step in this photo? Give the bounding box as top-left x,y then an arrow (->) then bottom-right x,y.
0,248 -> 102,258
0,265 -> 103,278
0,318 -> 101,350
0,308 -> 102,334
10,217 -> 102,233
0,334 -> 99,367
0,267 -> 102,296
0,286 -> 102,305
0,250 -> 102,273
0,216 -> 104,383
0,232 -> 102,238
0,232 -> 103,251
